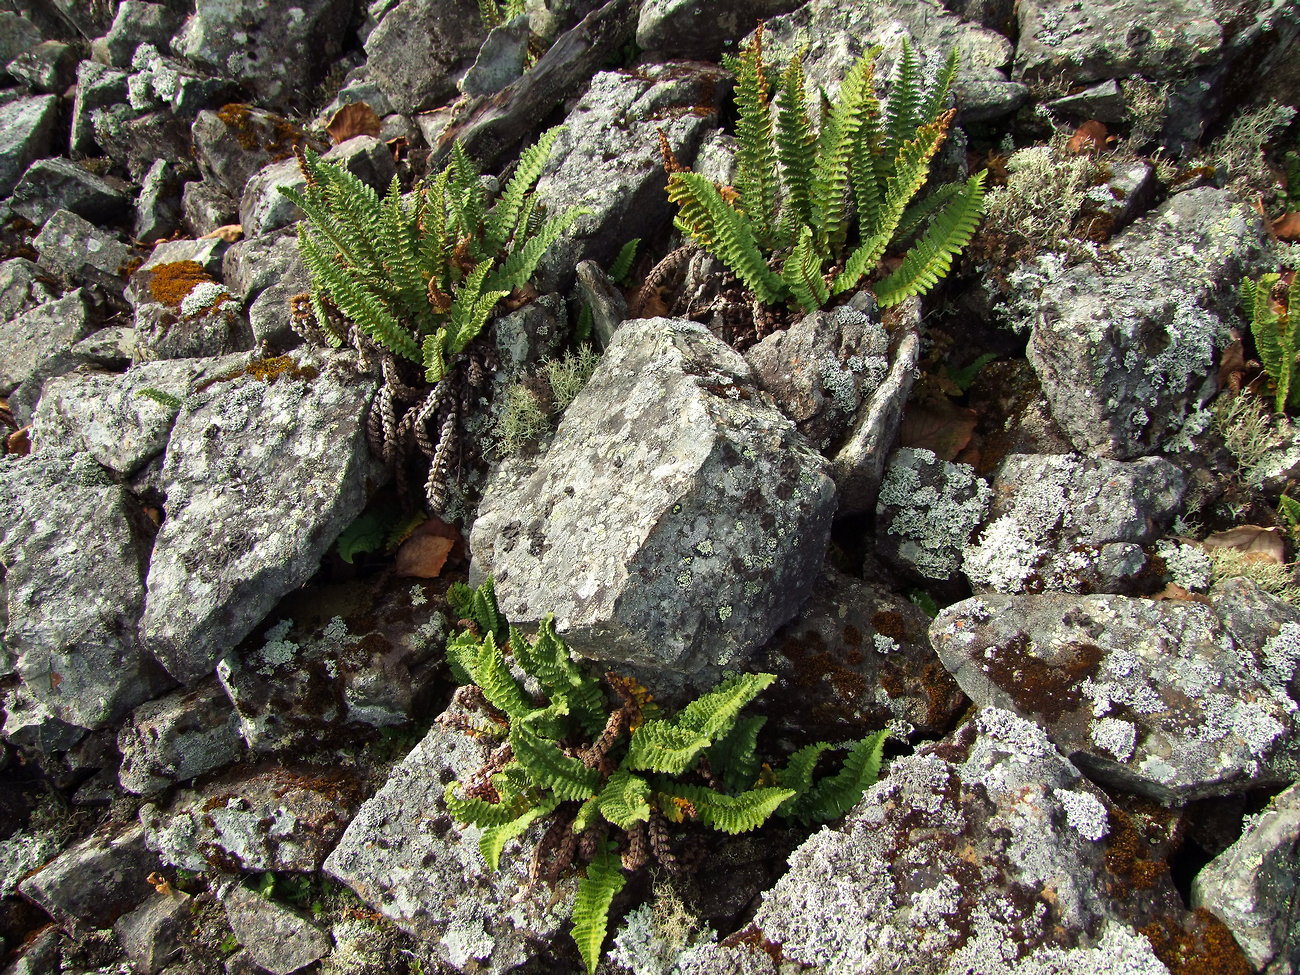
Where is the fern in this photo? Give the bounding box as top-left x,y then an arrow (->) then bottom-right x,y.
440,579 -> 891,974
785,729 -> 889,825
666,32 -> 984,313
1244,272 -> 1300,413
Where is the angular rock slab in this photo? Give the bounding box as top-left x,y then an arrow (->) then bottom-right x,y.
960,453 -> 1185,594
1193,780 -> 1300,975
751,708 -> 1183,973
364,0 -> 485,115
140,350 -> 382,683
117,677 -> 244,796
219,884 -> 331,975
1026,188 -> 1271,459
0,94 -> 58,198
471,317 -> 836,686
325,721 -> 577,974
930,593 -> 1300,803
0,454 -> 172,730
18,824 -> 160,929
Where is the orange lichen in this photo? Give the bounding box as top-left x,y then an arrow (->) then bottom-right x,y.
215,103 -> 306,160
147,260 -> 213,307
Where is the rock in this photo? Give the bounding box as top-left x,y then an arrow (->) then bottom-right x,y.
135,159 -> 185,243
33,209 -> 133,291
0,289 -> 98,395
532,61 -> 725,288
140,763 -> 363,874
0,12 -> 42,68
1026,189 -> 1271,459
239,134 -> 396,238
758,0 -> 1019,122
364,0 -> 484,114
636,0 -> 803,60
1,681 -> 87,753
9,158 -> 133,227
215,581 -> 445,754
750,708 -> 1185,973
134,236 -> 230,283
525,0 -> 605,42
470,317 -> 836,692
6,40 -> 77,93
574,259 -> 627,348
1211,577 -> 1300,703
121,43 -> 238,126
131,260 -> 253,360
18,824 -> 159,928
30,354 -> 244,476
828,300 -> 922,516
929,593 -> 1300,803
1015,0 -> 1224,84
0,453 -> 173,730
0,925 -> 60,975
173,0 -> 354,111
181,179 -> 238,236
93,107 -> 196,183
325,720 -> 578,973
71,60 -> 131,156
0,95 -> 59,198
191,105 -> 309,200
1193,780 -> 1300,975
0,258 -> 59,325
460,15 -> 530,97
218,884 -> 332,975
117,678 -> 244,795
762,565 -> 966,739
221,230 -> 309,348
960,453 -> 1185,594
114,890 -> 192,975
139,350 -> 382,683
97,1 -> 184,68
875,447 -> 992,584
745,299 -> 893,453
1047,79 -> 1129,123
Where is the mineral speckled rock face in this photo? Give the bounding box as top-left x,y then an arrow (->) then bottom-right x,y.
470,317 -> 836,687
929,593 -> 1300,803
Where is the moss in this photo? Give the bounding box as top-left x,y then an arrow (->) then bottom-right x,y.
148,260 -> 213,307
215,102 -> 305,160
1102,806 -> 1168,891
1139,908 -> 1253,975
981,635 -> 1104,723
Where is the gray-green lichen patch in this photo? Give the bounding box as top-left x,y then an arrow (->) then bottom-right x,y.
139,349 -> 384,684
876,447 -> 991,582
929,593 -> 1300,803
751,708 -> 1181,974
470,318 -> 836,692
324,717 -> 576,974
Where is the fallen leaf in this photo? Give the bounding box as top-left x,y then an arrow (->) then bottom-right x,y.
327,102 -> 382,144
898,399 -> 978,462
6,427 -> 30,455
1273,212 -> 1300,242
147,872 -> 173,895
394,517 -> 464,578
1202,525 -> 1285,563
1217,334 -> 1246,389
1066,120 -> 1110,155
199,224 -> 243,242
1152,584 -> 1211,604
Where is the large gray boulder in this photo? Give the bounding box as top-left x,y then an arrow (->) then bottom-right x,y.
930,593 -> 1300,803
0,454 -> 173,731
750,708 -> 1185,974
470,317 -> 836,691
1025,188 -> 1271,459
173,0 -> 355,111
324,719 -> 578,973
139,350 -> 383,683
364,0 -> 485,115
0,94 -> 58,198
1193,780 -> 1300,975
636,0 -> 803,60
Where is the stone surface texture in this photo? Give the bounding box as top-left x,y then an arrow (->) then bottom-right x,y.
470,317 -> 836,688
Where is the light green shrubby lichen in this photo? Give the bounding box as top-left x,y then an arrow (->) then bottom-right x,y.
982,140 -> 1101,253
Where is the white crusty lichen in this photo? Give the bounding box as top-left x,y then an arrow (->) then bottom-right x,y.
1053,788 -> 1111,841
1090,717 -> 1137,762
878,448 -> 992,580
1154,538 -> 1213,590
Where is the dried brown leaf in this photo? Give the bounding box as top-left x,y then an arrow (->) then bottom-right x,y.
1066,120 -> 1110,155
1273,212 -> 1300,242
898,400 -> 977,462
326,102 -> 382,144
394,517 -> 465,578
199,224 -> 243,242
1202,525 -> 1284,563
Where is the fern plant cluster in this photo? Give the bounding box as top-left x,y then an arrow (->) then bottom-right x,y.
438,578 -> 888,974
282,129 -> 585,513
665,27 -> 986,315
1242,271 -> 1300,413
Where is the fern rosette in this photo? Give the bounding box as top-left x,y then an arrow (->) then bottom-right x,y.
439,579 -> 889,973
666,28 -> 986,314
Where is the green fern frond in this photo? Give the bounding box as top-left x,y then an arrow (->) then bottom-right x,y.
511,719 -> 601,801
667,172 -> 785,304
1244,273 -> 1299,413
480,798 -> 558,871
608,237 -> 641,285
776,52 -> 817,232
781,224 -> 831,312
917,46 -> 960,128
571,845 -> 627,975
485,206 -> 588,293
810,52 -> 876,252
135,387 -> 183,409
872,169 -> 986,306
707,714 -> 765,792
675,672 -> 775,740
444,781 -> 532,828
487,126 -> 564,252
596,769 -> 652,829
789,729 -> 888,825
882,42 -> 923,160
624,720 -> 711,776
729,26 -> 780,247
659,783 -> 795,834
774,741 -> 834,798
448,142 -> 487,243
467,631 -> 534,719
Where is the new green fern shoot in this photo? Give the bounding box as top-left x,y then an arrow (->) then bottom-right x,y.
1243,272 -> 1300,413
667,28 -> 986,311
439,578 -> 889,974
